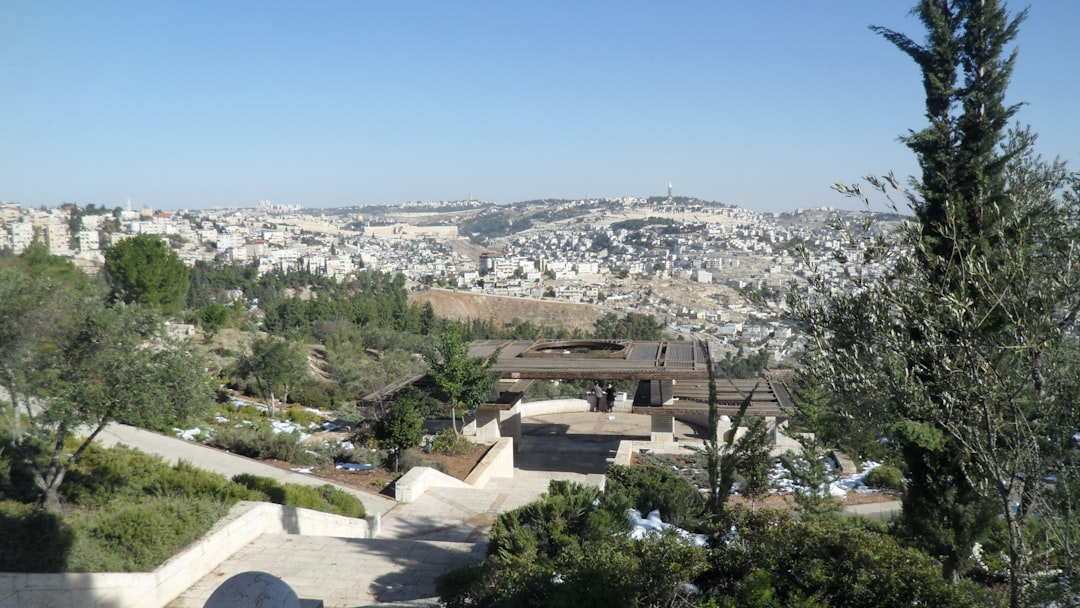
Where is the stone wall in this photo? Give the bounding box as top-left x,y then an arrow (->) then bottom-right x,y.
0,501 -> 372,608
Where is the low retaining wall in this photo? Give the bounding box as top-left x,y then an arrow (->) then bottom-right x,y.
396,437 -> 515,502
0,501 -> 372,608
465,437 -> 514,487
516,398 -> 590,416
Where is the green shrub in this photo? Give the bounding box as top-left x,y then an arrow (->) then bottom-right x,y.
61,444 -> 173,506
290,378 -> 343,411
319,485 -> 366,518
430,430 -> 472,456
605,464 -> 707,531
67,496 -> 229,572
863,465 -> 904,491
0,501 -> 74,572
232,473 -> 286,502
231,475 -> 365,518
153,461 -> 260,503
283,406 -> 326,428
281,484 -> 325,510
210,425 -> 322,465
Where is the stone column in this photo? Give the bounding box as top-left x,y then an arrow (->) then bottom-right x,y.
473,409 -> 502,439
651,414 -> 675,443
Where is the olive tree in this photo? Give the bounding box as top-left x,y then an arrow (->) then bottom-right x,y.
234,334 -> 309,419
1,265 -> 214,511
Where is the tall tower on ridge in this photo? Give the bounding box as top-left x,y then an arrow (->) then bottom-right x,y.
667,182 -> 673,203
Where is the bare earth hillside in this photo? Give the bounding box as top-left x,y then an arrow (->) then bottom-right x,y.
409,289 -> 604,334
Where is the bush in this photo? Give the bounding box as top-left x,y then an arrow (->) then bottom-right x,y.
210,425 -> 322,466
68,496 -> 229,572
864,465 -> 904,491
0,502 -> 74,572
430,430 -> 473,456
605,464 -> 707,531
283,406 -> 325,428
232,473 -> 286,502
290,378 -> 343,411
231,474 -> 365,518
319,485 -> 366,518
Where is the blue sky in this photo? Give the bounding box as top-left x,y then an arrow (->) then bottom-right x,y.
2,1 -> 1077,212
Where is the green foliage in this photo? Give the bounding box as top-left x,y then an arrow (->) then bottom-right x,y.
230,474 -> 365,518
0,502 -> 73,572
67,496 -> 230,572
715,347 -> 771,379
0,263 -> 215,509
209,425 -> 323,466
103,234 -> 189,314
429,429 -> 472,456
864,465 -> 904,491
282,406 -> 325,428
289,377 -> 345,411
593,312 -> 662,340
231,473 -> 286,502
704,508 -> 990,608
375,394 -> 424,472
428,323 -> 498,434
439,479 -> 709,608
0,443 -> 371,573
233,334 -> 308,418
197,303 -> 230,340
605,464 -> 706,531
60,445 -> 261,507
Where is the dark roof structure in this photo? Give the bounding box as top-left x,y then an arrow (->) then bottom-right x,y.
469,339 -> 795,417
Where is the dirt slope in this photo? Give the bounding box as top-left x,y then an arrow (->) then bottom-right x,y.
409,289 -> 604,334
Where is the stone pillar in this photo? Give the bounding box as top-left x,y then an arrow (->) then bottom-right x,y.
651,414 -> 675,443
501,408 -> 523,451
473,409 -> 502,439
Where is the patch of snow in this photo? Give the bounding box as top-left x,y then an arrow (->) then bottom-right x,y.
627,509 -> 708,547
336,462 -> 375,471
174,427 -> 202,441
270,419 -> 310,441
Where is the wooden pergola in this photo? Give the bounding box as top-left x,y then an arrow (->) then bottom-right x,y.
468,339 -> 794,417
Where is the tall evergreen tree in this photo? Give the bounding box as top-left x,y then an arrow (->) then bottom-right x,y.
871,0 -> 1026,263
792,3 -> 1080,606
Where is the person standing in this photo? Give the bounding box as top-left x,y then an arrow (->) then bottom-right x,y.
592,381 -> 605,412
605,383 -> 616,412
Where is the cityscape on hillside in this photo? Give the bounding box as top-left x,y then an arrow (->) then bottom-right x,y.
0,192 -> 904,364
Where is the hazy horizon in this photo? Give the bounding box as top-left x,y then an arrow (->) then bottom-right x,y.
3,2 -> 1077,213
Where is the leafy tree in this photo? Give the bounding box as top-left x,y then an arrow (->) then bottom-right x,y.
1,268 -> 214,511
234,335 -> 309,419
593,312 -> 662,340
428,323 -> 498,437
103,234 -> 190,315
197,303 -> 230,342
375,390 -> 424,472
